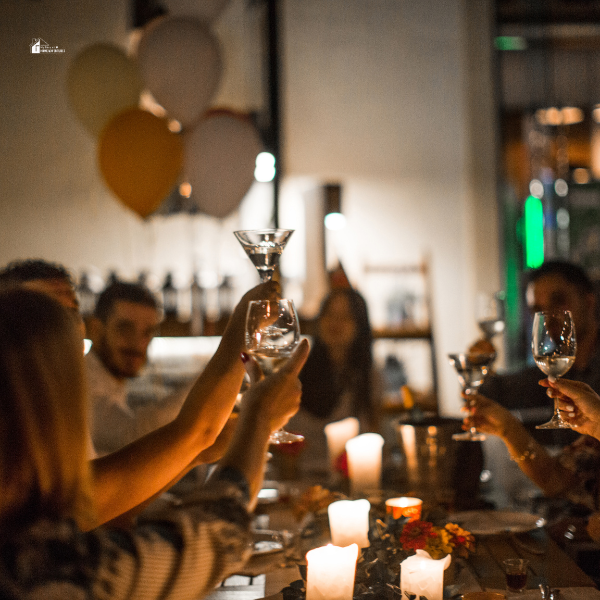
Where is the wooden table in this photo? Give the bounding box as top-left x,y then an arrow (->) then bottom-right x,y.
470,529 -> 596,591
205,504 -> 598,599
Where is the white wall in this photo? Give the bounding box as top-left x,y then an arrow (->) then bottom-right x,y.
281,0 -> 501,414
0,0 -> 500,414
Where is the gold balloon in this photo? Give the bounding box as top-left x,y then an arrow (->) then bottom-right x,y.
98,108 -> 183,218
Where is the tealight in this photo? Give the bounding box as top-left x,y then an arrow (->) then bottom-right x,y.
385,497 -> 423,522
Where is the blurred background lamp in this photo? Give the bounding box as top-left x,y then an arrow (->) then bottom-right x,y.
573,168 -> 590,185
554,178 -> 568,197
325,212 -> 347,231
529,179 -> 544,199
324,182 -> 346,230
254,151 -> 276,182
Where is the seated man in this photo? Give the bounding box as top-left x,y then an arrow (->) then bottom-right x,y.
86,280 -> 188,456
0,259 -> 280,527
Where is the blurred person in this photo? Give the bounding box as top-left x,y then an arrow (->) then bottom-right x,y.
475,260 -> 600,426
286,287 -> 381,476
0,287 -> 308,599
86,281 -> 185,456
465,261 -> 600,513
0,259 -> 281,527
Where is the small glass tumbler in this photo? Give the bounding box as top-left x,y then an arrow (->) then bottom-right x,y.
502,558 -> 529,593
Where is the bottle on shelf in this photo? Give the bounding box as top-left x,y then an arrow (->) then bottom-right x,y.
190,274 -> 205,336
162,272 -> 178,319
76,272 -> 97,317
399,385 -> 425,424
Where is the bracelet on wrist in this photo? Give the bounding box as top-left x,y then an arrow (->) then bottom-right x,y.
510,439 -> 537,463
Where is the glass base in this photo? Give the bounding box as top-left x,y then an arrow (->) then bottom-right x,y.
269,429 -> 304,445
536,415 -> 572,429
452,430 -> 486,441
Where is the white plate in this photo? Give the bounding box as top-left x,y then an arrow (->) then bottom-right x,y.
448,510 -> 546,535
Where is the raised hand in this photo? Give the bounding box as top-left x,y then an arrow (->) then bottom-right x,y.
540,378 -> 600,441
466,392 -> 521,440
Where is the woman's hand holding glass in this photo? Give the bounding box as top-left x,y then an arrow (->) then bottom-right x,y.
540,378 -> 600,441
463,392 -> 520,441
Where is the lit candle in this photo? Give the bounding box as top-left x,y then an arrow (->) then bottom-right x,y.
324,417 -> 359,469
345,433 -> 384,495
306,544 -> 359,600
328,499 -> 371,548
385,497 -> 423,522
400,550 -> 451,600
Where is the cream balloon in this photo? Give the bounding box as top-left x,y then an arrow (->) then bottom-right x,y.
137,17 -> 222,127
184,110 -> 263,219
67,43 -> 143,137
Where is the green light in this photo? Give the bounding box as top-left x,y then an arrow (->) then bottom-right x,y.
524,195 -> 544,268
495,36 -> 528,51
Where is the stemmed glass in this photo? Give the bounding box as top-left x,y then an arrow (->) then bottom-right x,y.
476,291 -> 506,340
245,298 -> 304,444
532,310 -> 577,429
234,229 -> 294,282
449,352 -> 496,441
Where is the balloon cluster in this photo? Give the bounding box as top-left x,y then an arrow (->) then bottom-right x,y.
67,9 -> 263,219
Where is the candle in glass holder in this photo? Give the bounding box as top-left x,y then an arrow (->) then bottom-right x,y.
345,433 -> 384,495
328,499 -> 371,548
400,550 -> 451,600
385,497 -> 423,522
306,544 -> 359,600
324,417 -> 359,469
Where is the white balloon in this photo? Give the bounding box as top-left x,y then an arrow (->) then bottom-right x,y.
162,0 -> 230,22
185,112 -> 263,219
137,17 -> 222,127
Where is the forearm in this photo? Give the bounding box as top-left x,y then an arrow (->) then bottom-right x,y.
500,423 -> 575,497
215,412 -> 271,511
91,419 -> 201,527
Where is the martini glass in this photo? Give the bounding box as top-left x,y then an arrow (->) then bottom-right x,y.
245,298 -> 304,444
234,229 -> 294,282
449,352 -> 496,441
532,310 -> 576,429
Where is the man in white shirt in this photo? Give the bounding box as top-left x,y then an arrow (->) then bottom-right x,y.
86,280 -> 187,456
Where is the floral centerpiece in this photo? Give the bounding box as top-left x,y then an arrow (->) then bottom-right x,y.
283,487 -> 475,600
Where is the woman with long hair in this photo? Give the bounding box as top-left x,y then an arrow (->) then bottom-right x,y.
0,287 -> 308,599
287,288 -> 379,476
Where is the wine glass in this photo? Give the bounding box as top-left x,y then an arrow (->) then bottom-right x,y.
476,291 -> 506,340
532,310 -> 577,429
449,352 -> 496,441
245,298 -> 304,444
234,229 -> 294,283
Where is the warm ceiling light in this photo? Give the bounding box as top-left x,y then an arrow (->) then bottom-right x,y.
573,168 -> 590,184
593,105 -> 600,124
561,107 -> 584,125
179,182 -> 192,198
535,106 -> 584,126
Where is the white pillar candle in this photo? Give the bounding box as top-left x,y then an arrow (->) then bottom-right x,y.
400,550 -> 451,600
345,433 -> 384,495
306,544 -> 359,600
328,499 -> 371,548
324,417 -> 360,469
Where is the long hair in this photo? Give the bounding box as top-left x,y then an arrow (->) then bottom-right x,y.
0,289 -> 94,530
300,288 -> 373,419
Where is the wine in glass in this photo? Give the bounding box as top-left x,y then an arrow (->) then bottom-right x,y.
234,229 -> 294,283
245,298 -> 304,444
532,310 -> 576,429
476,291 -> 506,340
449,352 -> 496,441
